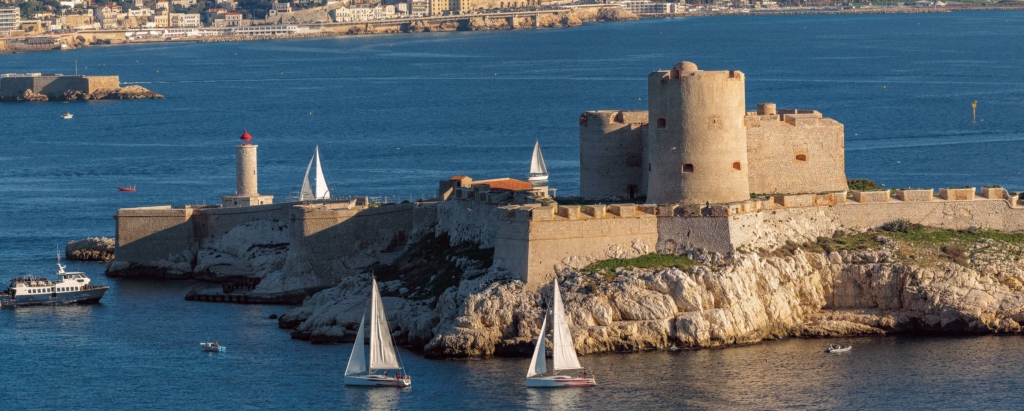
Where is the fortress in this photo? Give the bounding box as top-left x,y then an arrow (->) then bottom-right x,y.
109,61 -> 1024,295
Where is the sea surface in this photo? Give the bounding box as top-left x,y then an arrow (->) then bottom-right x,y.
2,11 -> 1024,409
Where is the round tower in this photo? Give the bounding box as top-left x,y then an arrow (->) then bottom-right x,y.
645,61 -> 749,205
236,130 -> 258,196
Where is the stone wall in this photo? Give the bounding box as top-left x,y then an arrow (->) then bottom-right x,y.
745,110 -> 847,195
110,205 -> 198,277
271,202 -> 438,292
494,204 -> 658,289
0,75 -> 119,99
435,199 -> 500,248
578,110 -> 647,201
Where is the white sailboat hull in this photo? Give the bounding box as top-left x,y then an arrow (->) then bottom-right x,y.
344,375 -> 411,387
526,375 -> 596,388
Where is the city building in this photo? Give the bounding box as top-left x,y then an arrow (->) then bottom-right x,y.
1,7 -> 21,35
170,12 -> 200,27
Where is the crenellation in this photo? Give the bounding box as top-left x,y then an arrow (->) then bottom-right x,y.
851,190 -> 891,203
939,187 -> 976,201
895,189 -> 934,202
583,205 -> 606,218
981,187 -> 1007,200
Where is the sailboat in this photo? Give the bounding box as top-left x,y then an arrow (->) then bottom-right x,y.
527,140 -> 549,185
343,278 -> 411,387
299,146 -> 330,201
526,278 -> 596,388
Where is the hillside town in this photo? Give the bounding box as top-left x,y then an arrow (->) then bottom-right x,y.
0,0 -> 960,35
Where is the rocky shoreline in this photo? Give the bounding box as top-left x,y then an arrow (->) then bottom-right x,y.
277,227 -> 1024,358
7,6 -> 1012,54
0,85 -> 164,102
65,237 -> 115,262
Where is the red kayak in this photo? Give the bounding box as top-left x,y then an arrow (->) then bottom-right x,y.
118,186 -> 136,192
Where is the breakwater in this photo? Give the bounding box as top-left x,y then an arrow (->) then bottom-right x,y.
0,73 -> 162,101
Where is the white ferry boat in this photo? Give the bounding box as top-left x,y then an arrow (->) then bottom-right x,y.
0,257 -> 109,308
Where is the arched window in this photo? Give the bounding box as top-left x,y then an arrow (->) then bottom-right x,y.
656,118 -> 666,128
796,154 -> 807,162
732,162 -> 741,171
682,163 -> 695,173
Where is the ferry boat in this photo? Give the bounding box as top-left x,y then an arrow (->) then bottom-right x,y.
0,256 -> 109,308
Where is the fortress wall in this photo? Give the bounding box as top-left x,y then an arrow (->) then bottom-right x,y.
113,206 -> 196,271
193,203 -> 292,243
656,216 -> 733,254
283,202 -> 429,288
745,113 -> 847,195
85,76 -> 119,92
436,200 -> 500,248
0,77 -> 35,98
836,198 -> 1024,232
579,110 -> 647,200
0,75 -> 118,98
496,206 -> 658,288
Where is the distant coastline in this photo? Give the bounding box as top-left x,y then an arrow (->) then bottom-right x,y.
1,5 -> 1020,54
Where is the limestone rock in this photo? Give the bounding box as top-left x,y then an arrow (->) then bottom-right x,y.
597,7 -> 639,21
281,237 -> 1024,358
65,237 -> 115,262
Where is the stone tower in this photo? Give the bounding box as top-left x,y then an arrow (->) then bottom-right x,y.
222,131 -> 274,208
645,61 -> 749,205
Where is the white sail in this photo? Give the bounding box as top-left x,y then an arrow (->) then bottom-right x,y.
551,279 -> 583,371
313,146 -> 330,199
345,313 -> 367,376
299,155 -> 314,201
527,315 -> 548,378
369,278 -> 402,371
528,140 -> 548,179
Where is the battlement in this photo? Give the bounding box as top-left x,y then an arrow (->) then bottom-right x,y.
650,61 -> 745,84
579,110 -> 649,128
847,187 -> 1017,205
746,107 -> 838,128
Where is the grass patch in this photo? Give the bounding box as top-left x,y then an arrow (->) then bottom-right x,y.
582,253 -> 698,279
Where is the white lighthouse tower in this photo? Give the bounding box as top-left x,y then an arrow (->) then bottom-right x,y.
221,131 -> 274,208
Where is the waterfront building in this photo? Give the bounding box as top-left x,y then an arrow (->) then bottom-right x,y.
618,0 -> 676,14
428,0 -> 448,15
230,24 -> 315,35
170,12 -> 201,27
1,7 -> 21,35
93,4 -> 121,28
410,0 -> 427,16
211,11 -> 243,26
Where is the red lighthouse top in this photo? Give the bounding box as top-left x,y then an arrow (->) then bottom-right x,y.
240,130 -> 252,145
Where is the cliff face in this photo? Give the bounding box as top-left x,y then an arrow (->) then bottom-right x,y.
280,232 -> 1024,357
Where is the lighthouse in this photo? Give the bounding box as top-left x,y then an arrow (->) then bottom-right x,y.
221,131 -> 274,208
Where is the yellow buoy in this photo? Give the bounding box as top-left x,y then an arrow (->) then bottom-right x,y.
972,100 -> 977,123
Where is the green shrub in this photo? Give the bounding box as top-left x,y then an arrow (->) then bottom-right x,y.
881,218 -> 915,233
848,179 -> 883,191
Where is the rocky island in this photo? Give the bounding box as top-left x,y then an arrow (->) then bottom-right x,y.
105,60 -> 1024,358
0,73 -> 163,102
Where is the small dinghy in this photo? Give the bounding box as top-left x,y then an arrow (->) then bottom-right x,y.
201,342 -> 226,352
825,344 -> 851,354
343,278 -> 411,387
117,185 -> 136,192
62,112 -> 73,120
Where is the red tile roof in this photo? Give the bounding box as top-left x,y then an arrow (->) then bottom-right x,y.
472,178 -> 532,192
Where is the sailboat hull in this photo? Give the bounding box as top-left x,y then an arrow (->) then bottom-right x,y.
344,375 -> 411,387
526,376 -> 596,388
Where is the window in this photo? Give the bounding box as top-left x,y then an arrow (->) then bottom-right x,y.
796,154 -> 807,162
657,118 -> 666,128
682,163 -> 695,173
733,162 -> 741,171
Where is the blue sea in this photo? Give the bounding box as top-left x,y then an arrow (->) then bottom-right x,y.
2,12 -> 1024,409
